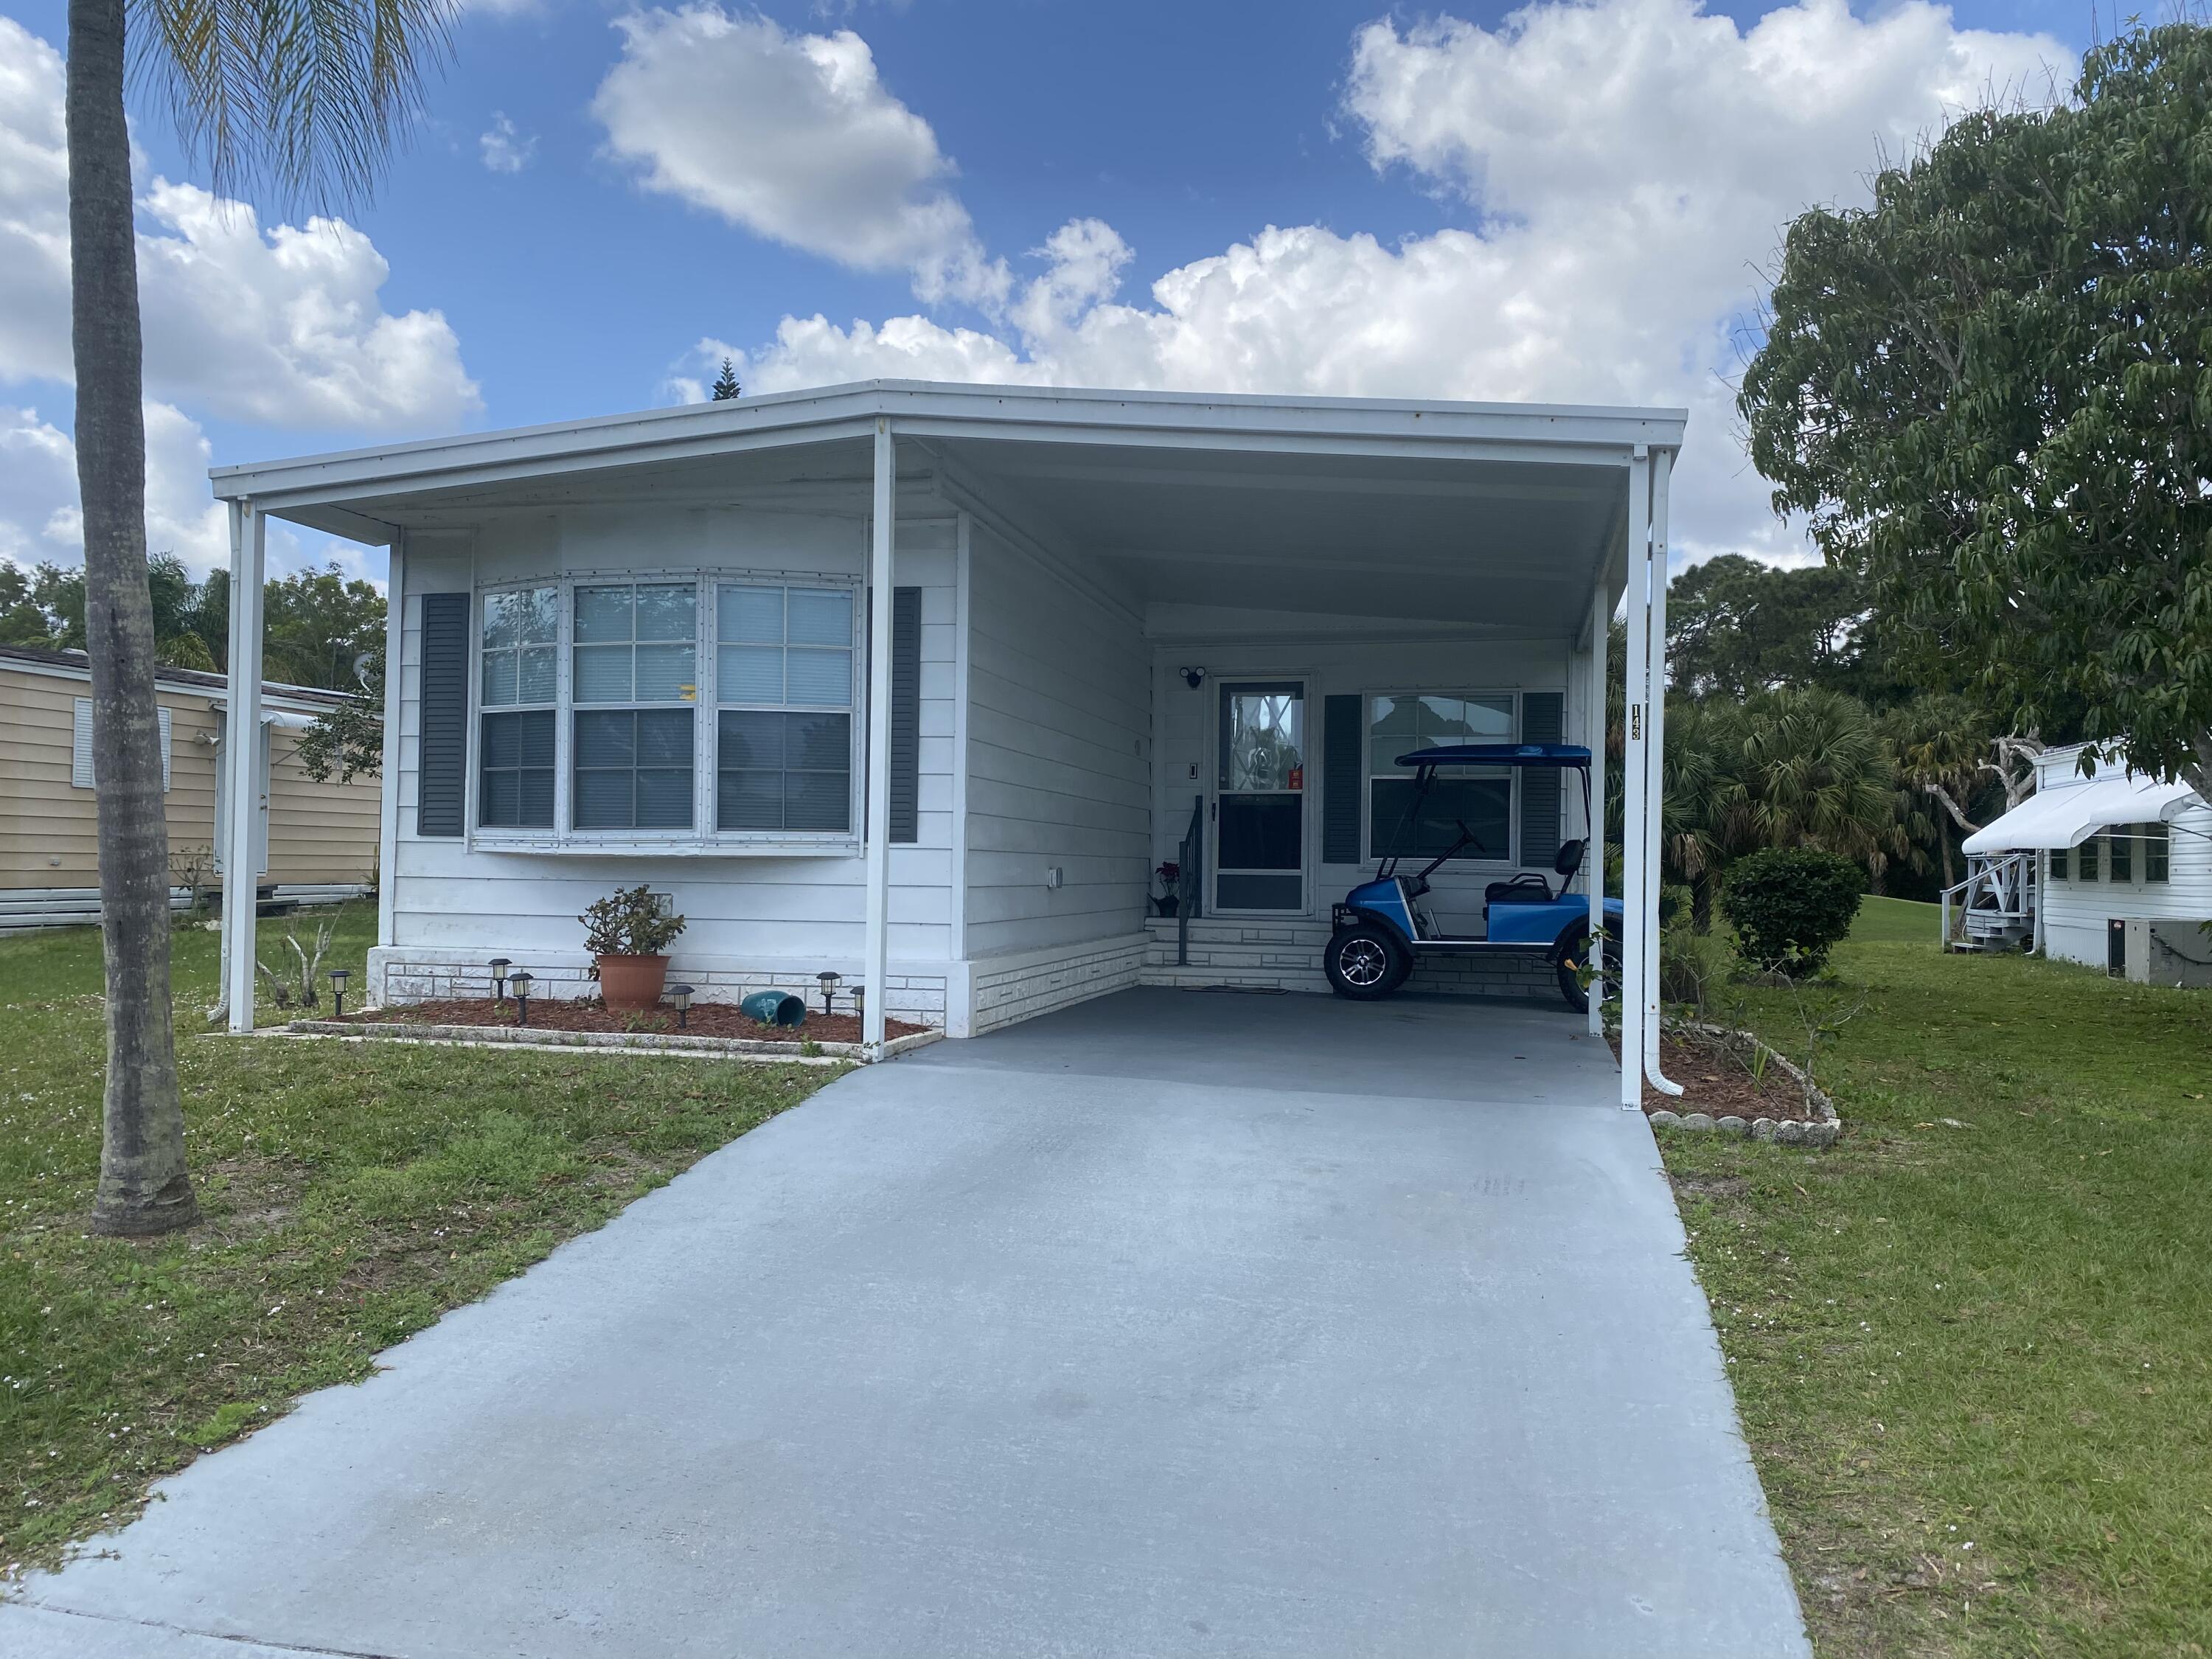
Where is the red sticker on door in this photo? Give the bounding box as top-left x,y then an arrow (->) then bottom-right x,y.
1287,765 -> 1304,792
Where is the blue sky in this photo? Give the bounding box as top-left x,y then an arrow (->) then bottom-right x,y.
0,0 -> 2084,584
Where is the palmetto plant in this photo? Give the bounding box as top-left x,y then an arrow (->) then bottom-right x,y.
70,0 -> 453,1234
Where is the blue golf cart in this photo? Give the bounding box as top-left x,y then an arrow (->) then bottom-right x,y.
1323,742 -> 1621,1010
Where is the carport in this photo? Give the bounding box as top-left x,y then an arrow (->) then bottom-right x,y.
209,380 -> 1686,1099
4,987 -> 1807,1657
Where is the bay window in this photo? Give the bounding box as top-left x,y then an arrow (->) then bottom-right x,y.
1368,693 -> 1514,860
470,572 -> 863,846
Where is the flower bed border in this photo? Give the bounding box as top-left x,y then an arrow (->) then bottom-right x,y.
279,1020 -> 942,1063
1646,1020 -> 1843,1149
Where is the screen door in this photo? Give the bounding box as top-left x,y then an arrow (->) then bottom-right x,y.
1214,681 -> 1304,912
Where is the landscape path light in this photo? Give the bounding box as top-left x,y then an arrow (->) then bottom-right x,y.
328,967 -> 349,1018
509,970 -> 535,1027
488,958 -> 511,1003
816,970 -> 841,1015
667,984 -> 695,1029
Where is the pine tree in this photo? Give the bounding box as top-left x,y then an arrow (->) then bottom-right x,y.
711,358 -> 741,400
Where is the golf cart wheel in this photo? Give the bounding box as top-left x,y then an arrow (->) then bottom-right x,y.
1555,925 -> 1623,1014
1326,926 -> 1406,1001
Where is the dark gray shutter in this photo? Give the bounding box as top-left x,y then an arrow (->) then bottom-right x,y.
1520,690 -> 1564,867
417,591 -> 469,838
890,586 -> 922,844
1323,694 -> 1363,864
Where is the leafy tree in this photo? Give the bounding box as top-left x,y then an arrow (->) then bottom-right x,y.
712,358 -> 742,400
1739,21 -> 2212,792
66,0 -> 452,1236
262,564 -> 386,689
295,640 -> 384,784
1667,554 -> 1878,701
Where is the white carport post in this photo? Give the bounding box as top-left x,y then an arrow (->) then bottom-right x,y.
1618,451 -> 1652,1107
220,499 -> 267,1034
1641,451 -> 1682,1097
862,419 -> 895,1054
1585,586 -> 1608,1037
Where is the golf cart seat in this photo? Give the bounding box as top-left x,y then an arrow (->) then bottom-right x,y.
1484,838 -> 1586,907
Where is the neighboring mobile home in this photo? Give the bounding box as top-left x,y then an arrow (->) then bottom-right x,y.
1963,741 -> 2212,983
209,380 -> 1688,1102
0,644 -> 380,932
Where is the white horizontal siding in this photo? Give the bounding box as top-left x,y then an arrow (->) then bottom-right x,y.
963,519 -> 1151,959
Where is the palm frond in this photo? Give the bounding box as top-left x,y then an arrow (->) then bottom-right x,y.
130,0 -> 454,207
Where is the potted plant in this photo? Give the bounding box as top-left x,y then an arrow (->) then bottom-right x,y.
580,885 -> 686,1012
1153,860 -> 1181,918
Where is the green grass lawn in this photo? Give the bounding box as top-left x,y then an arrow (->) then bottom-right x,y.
0,907 -> 839,1576
1667,900 -> 2212,1657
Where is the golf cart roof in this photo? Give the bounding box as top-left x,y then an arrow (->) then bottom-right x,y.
1395,743 -> 1593,770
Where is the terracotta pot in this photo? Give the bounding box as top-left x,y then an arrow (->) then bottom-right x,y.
596,953 -> 669,1012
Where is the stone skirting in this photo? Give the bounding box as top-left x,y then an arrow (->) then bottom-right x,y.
365,947 -> 950,1029
1139,917 -> 1561,1001
968,934 -> 1150,1034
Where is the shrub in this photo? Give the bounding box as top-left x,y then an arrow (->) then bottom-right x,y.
1659,918 -> 1736,1016
1720,848 -> 1863,978
580,884 -> 686,956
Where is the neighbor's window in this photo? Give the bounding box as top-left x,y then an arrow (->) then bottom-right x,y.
2144,821 -> 2169,883
1368,693 -> 1514,860
479,585 -> 557,828
2110,825 -> 2132,882
572,582 -> 697,831
2078,836 -> 2101,882
715,585 -> 855,832
2049,844 -> 2067,880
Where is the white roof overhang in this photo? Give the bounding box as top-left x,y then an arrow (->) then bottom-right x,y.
1962,774 -> 2203,853
209,379 -> 1687,637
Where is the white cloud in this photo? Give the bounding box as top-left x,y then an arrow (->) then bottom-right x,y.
480,113 -> 538,174
0,400 -> 385,583
718,0 -> 2067,563
1,401 -> 226,573
592,7 -> 1006,307
0,15 -> 479,432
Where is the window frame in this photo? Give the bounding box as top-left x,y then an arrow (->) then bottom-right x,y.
712,580 -> 863,838
1363,689 -> 1520,867
2144,820 -> 2171,883
473,582 -> 560,833
465,568 -> 865,855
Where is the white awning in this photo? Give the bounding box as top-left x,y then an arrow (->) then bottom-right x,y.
1964,773 -> 2202,853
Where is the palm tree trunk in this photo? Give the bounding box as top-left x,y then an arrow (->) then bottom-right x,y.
69,0 -> 196,1236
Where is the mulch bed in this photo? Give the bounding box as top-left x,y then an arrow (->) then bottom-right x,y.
333,998 -> 927,1046
1613,1031 -> 1826,1123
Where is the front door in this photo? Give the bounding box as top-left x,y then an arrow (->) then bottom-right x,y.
1214,681 -> 1305,912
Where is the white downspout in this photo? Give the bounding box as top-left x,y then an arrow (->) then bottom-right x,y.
863,420 -> 895,1055
1618,450 -> 1650,1108
1586,585 -> 1607,1037
1642,448 -> 1683,1097
222,501 -> 267,1033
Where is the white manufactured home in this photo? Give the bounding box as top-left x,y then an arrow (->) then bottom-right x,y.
1962,742 -> 2212,983
210,381 -> 1688,1102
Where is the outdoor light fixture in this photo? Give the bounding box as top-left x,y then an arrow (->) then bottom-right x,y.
816,970 -> 842,1015
851,984 -> 866,1024
488,957 -> 511,1002
1180,666 -> 1206,689
327,967 -> 349,1018
667,984 -> 695,1029
509,970 -> 534,1026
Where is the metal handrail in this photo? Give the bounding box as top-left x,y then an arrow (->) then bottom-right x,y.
1177,793 -> 1203,965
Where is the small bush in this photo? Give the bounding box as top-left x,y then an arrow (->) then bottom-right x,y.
1720,848 -> 1864,978
1659,919 -> 1736,1015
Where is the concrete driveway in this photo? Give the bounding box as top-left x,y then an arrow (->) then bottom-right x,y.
4,989 -> 1808,1658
